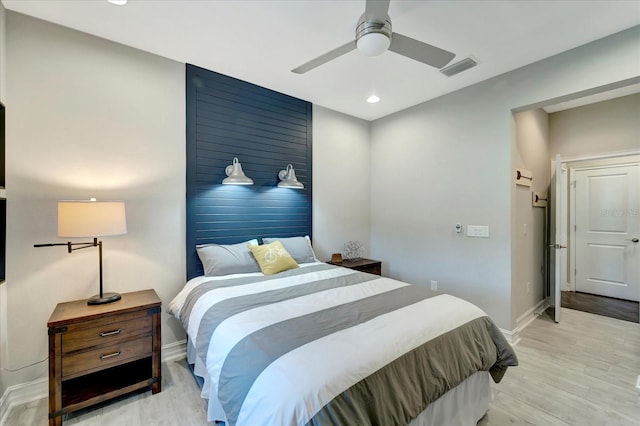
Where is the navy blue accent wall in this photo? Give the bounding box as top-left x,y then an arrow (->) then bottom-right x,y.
186,64 -> 313,280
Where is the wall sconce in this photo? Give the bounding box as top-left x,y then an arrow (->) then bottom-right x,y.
278,164 -> 304,189
222,157 -> 253,185
34,199 -> 127,305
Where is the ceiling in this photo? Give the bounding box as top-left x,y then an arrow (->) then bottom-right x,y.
3,0 -> 640,121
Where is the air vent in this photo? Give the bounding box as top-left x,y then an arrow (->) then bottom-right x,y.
440,57 -> 478,77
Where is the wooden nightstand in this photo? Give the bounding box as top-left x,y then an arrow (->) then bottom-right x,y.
47,289 -> 161,426
328,258 -> 382,276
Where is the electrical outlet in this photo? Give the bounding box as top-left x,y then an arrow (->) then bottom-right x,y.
526,282 -> 531,294
431,280 -> 437,291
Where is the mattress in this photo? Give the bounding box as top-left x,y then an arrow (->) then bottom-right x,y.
169,262 -> 517,425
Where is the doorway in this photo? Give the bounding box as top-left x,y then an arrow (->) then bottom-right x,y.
512,87 -> 640,328
562,157 -> 640,322
573,164 -> 639,300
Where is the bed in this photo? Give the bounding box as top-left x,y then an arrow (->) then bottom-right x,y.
169,239 -> 518,426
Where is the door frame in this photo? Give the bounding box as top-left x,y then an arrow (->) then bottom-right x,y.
562,150 -> 640,293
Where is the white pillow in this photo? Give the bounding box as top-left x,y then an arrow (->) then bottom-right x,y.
196,239 -> 260,276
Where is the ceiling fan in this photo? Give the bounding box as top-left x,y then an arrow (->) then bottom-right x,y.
291,0 -> 455,74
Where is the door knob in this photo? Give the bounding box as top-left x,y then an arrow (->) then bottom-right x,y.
625,237 -> 639,243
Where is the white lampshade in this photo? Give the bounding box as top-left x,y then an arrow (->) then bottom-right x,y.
356,32 -> 390,57
58,200 -> 127,238
222,157 -> 254,185
278,164 -> 304,189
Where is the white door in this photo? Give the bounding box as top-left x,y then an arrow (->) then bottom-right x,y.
574,164 -> 640,301
548,155 -> 564,323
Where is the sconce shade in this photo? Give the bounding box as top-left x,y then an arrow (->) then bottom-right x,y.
222,157 -> 254,185
58,201 -> 127,238
278,164 -> 304,189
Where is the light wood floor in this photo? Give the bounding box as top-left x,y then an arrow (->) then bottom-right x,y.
5,307 -> 640,425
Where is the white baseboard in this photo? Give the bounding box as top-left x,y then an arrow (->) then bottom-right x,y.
0,340 -> 188,424
162,339 -> 187,362
0,376 -> 47,425
500,299 -> 548,346
499,328 -> 520,346
516,299 -> 547,330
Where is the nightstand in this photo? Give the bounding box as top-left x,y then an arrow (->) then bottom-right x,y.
328,258 -> 382,276
47,289 -> 161,426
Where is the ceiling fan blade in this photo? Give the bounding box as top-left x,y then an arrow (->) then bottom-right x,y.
364,0 -> 391,21
389,32 -> 455,69
291,40 -> 357,74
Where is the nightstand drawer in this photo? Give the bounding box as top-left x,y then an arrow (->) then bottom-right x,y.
62,335 -> 152,379
328,258 -> 382,276
358,264 -> 381,275
62,314 -> 152,353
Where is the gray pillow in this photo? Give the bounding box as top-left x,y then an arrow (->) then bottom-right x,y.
261,236 -> 317,264
196,239 -> 260,276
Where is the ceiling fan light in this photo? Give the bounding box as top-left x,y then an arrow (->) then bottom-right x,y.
357,32 -> 391,57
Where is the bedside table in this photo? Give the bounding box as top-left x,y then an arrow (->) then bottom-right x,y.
328,258 -> 382,276
47,289 -> 161,426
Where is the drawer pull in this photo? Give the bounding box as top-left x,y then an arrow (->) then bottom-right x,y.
99,351 -> 121,360
99,329 -> 122,337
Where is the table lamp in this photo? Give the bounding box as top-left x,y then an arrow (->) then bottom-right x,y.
35,199 -> 127,305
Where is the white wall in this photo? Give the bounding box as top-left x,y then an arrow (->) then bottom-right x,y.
370,26 -> 640,330
2,12 -> 185,388
550,93 -> 640,158
512,109 -> 548,324
312,106 -> 371,261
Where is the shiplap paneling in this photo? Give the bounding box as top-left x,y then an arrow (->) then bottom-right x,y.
186,64 -> 312,280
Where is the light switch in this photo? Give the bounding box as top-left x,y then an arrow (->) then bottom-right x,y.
467,225 -> 489,238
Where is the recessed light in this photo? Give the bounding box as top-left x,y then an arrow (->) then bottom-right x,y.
367,95 -> 380,103
107,0 -> 128,5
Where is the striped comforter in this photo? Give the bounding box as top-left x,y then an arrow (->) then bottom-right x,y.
168,263 -> 518,426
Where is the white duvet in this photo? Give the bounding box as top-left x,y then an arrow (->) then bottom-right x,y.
168,263 -> 487,425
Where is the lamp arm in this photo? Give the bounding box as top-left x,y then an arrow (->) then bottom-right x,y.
34,239 -> 99,253
70,239 -> 99,252
34,233 -> 119,304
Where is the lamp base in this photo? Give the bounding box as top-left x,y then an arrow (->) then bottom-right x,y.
87,292 -> 122,305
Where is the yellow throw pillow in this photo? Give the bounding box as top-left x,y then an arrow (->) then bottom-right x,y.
248,240 -> 299,275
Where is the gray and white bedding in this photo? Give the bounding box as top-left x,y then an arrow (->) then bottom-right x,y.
168,262 -> 518,426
